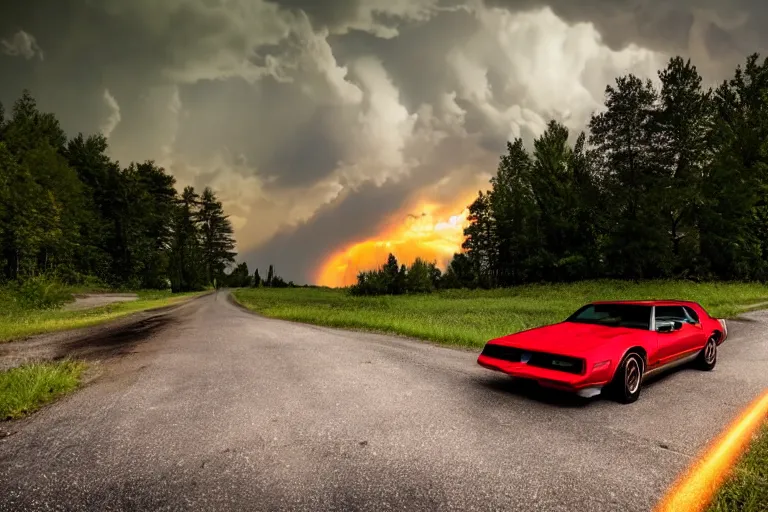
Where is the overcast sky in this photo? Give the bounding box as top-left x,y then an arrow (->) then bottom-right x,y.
2,0 -> 767,284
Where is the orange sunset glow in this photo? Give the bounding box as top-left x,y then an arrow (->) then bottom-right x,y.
316,193 -> 477,288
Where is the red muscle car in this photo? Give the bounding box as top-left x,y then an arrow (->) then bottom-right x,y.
477,300 -> 728,403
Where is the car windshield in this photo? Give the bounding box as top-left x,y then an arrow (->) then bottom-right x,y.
566,304 -> 652,330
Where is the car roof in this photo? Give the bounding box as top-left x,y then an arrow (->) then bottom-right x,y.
590,299 -> 700,306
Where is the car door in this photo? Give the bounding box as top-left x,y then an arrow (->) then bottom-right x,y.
654,306 -> 705,365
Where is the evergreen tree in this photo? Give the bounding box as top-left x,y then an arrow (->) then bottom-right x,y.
406,258 -> 433,293
654,57 -> 712,273
440,253 -> 476,289
462,192 -> 496,288
0,90 -> 240,290
427,261 -> 442,289
169,187 -> 204,292
253,268 -> 261,287
199,187 -> 236,286
589,74 -> 664,278
266,264 -> 274,287
63,134 -> 114,280
226,262 -> 251,288
382,253 -> 400,294
568,132 -> 603,278
489,139 -> 537,285
699,54 -> 768,279
0,91 -> 81,279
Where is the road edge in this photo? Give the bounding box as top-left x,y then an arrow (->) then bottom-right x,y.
2,291 -> 213,346
655,390 -> 768,512
227,290 -> 485,354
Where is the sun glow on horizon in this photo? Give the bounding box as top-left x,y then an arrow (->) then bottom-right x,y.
316,194 -> 476,288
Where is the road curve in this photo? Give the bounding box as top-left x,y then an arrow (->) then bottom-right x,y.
1,291 -> 767,511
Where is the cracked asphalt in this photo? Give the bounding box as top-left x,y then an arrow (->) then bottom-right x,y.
1,290 -> 767,511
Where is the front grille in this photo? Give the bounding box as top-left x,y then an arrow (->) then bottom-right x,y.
481,344 -> 585,375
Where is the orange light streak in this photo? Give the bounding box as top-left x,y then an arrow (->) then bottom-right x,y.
655,389 -> 768,512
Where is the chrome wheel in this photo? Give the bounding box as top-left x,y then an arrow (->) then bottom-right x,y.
625,356 -> 641,394
704,338 -> 717,365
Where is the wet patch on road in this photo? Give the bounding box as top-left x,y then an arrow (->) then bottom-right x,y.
0,310 -> 180,372
55,314 -> 178,362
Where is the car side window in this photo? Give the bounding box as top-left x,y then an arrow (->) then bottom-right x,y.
683,306 -> 699,324
655,306 -> 687,325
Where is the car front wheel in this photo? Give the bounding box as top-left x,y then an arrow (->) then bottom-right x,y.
611,353 -> 644,404
696,335 -> 717,371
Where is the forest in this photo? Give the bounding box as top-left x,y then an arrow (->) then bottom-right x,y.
353,54 -> 768,295
0,91 -> 236,292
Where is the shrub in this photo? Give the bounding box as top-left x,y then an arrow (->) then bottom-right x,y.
15,276 -> 73,309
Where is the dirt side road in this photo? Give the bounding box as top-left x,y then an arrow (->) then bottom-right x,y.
62,293 -> 139,311
0,290 -> 766,511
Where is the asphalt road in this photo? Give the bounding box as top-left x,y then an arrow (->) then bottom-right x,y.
1,291 -> 767,511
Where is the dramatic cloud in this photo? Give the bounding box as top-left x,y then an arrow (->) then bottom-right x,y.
485,0 -> 768,79
1,30 -> 43,60
2,0 -> 768,284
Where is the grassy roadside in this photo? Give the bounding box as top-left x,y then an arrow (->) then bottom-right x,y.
232,280 -> 768,348
0,360 -> 87,420
708,422 -> 768,512
0,290 -> 206,343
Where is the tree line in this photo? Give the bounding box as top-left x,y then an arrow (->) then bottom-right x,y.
458,53 -> 768,288
225,262 -> 296,288
0,90 -> 236,292
352,53 -> 768,294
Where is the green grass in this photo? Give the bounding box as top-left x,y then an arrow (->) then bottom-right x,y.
0,290 -> 206,343
232,280 -> 768,348
0,360 -> 87,420
708,422 -> 768,512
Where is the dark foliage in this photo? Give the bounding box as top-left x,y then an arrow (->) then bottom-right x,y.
455,54 -> 768,288
350,254 -> 442,296
0,90 -> 238,291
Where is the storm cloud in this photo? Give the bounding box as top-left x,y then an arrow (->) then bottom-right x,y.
2,0 -> 768,283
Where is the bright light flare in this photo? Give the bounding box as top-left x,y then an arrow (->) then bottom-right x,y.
655,390 -> 768,512
315,193 -> 476,288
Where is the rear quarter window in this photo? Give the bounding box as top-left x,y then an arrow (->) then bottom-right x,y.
683,306 -> 700,323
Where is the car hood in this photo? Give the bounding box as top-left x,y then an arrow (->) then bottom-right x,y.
489,322 -> 640,356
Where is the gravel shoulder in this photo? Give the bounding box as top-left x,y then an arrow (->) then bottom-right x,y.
63,293 -> 139,311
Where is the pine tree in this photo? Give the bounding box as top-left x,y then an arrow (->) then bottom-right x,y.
654,57 -> 712,273
199,187 -> 236,287
463,192 -> 496,288
266,264 -> 274,287
489,139 -> 537,285
169,187 -> 204,292
382,253 -> 400,294
253,268 -> 261,287
700,54 -> 768,279
0,90 -> 241,290
406,258 -> 434,293
589,74 -> 664,278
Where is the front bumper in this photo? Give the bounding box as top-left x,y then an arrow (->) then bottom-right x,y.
477,354 -> 611,394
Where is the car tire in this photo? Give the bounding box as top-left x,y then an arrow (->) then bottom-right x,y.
610,353 -> 644,404
696,335 -> 718,371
